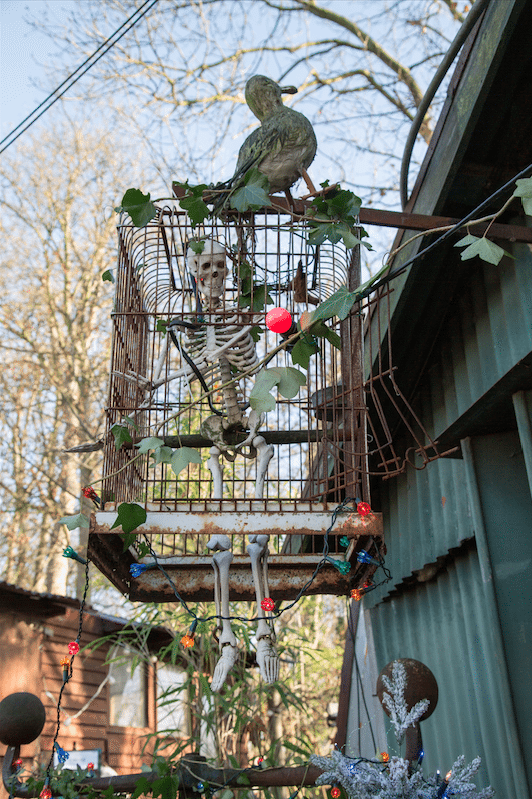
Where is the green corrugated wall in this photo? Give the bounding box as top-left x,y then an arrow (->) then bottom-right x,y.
360,245 -> 532,796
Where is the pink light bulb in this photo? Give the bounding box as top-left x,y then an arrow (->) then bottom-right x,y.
265,307 -> 293,334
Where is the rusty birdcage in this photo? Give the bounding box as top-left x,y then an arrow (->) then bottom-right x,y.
89,198 -> 442,602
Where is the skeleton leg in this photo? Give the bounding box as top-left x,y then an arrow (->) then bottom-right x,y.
234,412 -> 273,499
207,535 -> 238,693
247,536 -> 279,683
235,410 -> 263,451
207,445 -> 224,499
253,435 -> 274,500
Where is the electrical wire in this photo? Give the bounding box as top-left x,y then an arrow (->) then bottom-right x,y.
45,558 -> 90,780
0,0 -> 158,155
360,159 -> 532,300
167,321 -> 225,417
135,498 -> 391,637
400,0 -> 490,209
138,497 -> 363,625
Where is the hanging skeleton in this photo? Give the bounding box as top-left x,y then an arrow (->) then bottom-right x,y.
116,237 -> 279,689
184,240 -> 278,691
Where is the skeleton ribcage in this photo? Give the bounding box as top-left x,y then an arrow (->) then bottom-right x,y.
186,312 -> 259,375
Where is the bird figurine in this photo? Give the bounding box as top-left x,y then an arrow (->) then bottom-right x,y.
213,75 -> 317,209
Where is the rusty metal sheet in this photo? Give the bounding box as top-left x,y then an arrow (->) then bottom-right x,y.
93,507 -> 383,539
128,554 -> 351,602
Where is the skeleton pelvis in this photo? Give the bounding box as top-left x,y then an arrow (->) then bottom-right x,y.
200,415 -> 256,460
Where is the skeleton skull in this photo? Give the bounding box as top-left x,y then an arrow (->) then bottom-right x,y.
187,239 -> 228,304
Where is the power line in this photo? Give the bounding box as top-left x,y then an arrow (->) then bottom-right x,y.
0,0 -> 159,155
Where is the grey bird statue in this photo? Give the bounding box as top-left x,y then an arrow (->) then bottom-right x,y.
213,75 -> 317,209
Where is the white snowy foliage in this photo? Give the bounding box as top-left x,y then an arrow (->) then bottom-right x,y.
310,662 -> 494,798
380,660 -> 430,743
310,749 -> 495,799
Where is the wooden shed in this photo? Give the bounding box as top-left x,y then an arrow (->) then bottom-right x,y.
341,1 -> 532,797
0,582 -> 183,797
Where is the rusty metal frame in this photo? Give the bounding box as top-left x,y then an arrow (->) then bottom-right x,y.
89,202 -> 457,600
3,748 -> 324,798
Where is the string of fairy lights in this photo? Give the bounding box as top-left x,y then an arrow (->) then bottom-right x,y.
68,496 -> 391,643
33,497 -> 392,799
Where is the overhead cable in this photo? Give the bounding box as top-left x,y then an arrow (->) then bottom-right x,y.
0,0 -> 158,154
400,0 -> 490,209
362,159 -> 532,299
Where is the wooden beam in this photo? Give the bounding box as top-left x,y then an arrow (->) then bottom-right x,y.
170,184 -> 532,242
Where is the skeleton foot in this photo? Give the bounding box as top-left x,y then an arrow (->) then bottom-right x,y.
247,536 -> 280,683
208,536 -> 238,692
256,619 -> 280,684
211,641 -> 239,693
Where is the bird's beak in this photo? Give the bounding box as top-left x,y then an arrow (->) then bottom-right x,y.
280,85 -> 298,95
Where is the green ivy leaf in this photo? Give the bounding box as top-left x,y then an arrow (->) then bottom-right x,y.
120,531 -> 138,551
152,446 -> 174,465
291,336 -> 319,369
248,387 -> 276,414
122,415 -> 139,432
156,319 -> 169,334
115,188 -> 157,227
230,168 -> 272,212
60,513 -> 90,530
513,177 -> 532,215
111,423 -> 133,451
136,436 -> 165,454
250,325 -> 263,342
251,287 -> 274,312
340,227 -> 363,249
307,221 -> 344,246
454,233 -> 478,247
102,269 -> 115,283
137,541 -> 151,557
131,776 -> 152,799
110,502 -> 147,535
174,181 -> 211,227
312,286 -> 357,322
249,366 -> 306,412
239,285 -> 274,312
324,188 -> 362,219
276,366 -> 307,397
311,320 -> 342,349
170,446 -> 202,476
178,195 -> 210,227
188,239 -> 206,254
455,234 -> 511,265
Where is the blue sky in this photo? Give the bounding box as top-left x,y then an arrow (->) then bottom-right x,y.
0,0 -> 77,138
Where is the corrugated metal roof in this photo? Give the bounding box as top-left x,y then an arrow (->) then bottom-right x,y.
428,241 -> 532,440
368,544 -> 527,798
366,454 -> 474,604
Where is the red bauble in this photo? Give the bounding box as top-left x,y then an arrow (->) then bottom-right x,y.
265,307 -> 293,334
68,641 -> 80,656
330,788 -> 341,798
357,501 -> 372,517
261,597 -> 275,612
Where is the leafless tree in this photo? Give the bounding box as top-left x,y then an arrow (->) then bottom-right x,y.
32,0 -> 470,203
0,115 -> 145,596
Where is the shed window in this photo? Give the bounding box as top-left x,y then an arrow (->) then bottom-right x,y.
156,662 -> 189,736
109,647 -> 147,728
